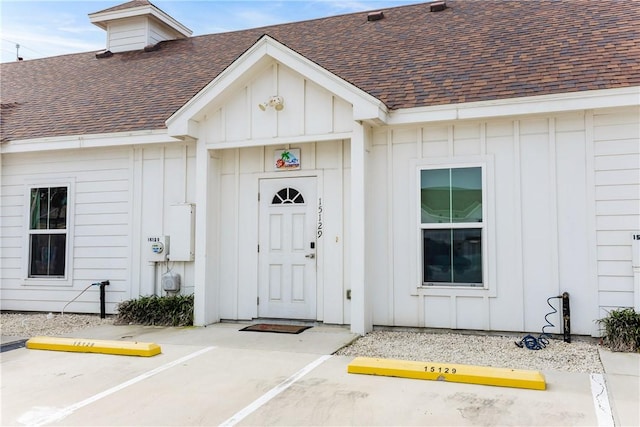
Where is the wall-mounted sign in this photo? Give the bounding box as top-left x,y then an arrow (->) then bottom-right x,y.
274,149 -> 300,171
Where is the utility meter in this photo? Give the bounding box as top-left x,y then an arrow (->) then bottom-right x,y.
151,241 -> 164,254
147,236 -> 169,262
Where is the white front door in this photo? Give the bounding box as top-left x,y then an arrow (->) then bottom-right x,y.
258,177 -> 317,319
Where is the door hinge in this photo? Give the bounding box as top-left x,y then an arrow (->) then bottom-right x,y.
257,244 -> 260,253
257,297 -> 260,305
258,192 -> 260,202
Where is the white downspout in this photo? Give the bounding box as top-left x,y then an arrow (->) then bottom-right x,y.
632,232 -> 640,311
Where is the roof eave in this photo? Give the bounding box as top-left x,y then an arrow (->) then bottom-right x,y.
0,129 -> 181,154
387,86 -> 640,125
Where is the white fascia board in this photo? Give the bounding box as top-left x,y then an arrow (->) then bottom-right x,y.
261,40 -> 388,123
166,35 -> 387,139
89,6 -> 153,28
147,7 -> 192,37
166,44 -> 270,137
388,86 -> 640,125
205,131 -> 352,150
0,129 -> 180,154
167,119 -> 201,142
89,5 -> 192,37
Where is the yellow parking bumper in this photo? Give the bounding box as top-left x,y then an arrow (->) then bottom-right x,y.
348,357 -> 546,390
26,336 -> 161,357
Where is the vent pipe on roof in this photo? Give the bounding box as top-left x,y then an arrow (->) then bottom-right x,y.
367,11 -> 384,21
144,43 -> 162,52
95,50 -> 113,59
430,1 -> 447,12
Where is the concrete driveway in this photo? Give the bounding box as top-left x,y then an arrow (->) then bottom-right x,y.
1,323 -> 638,426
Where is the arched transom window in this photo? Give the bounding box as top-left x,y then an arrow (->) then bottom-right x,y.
271,187 -> 305,204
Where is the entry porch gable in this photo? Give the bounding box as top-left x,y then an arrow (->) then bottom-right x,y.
166,35 -> 388,142
169,36 -> 378,335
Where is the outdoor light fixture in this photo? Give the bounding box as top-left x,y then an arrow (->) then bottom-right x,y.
258,95 -> 284,111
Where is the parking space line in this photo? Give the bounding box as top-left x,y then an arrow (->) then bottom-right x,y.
219,355 -> 333,427
23,346 -> 216,427
590,373 -> 614,427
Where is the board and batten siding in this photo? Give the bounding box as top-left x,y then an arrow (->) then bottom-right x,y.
206,60 -> 353,144
0,143 -> 196,314
212,140 -> 350,324
368,106 -> 639,336
593,107 -> 640,317
201,60 -> 354,323
132,143 -> 197,299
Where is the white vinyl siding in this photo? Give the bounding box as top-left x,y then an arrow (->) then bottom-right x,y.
0,143 -> 197,314
593,107 -> 640,316
107,17 -> 148,53
366,107 -> 639,335
1,148 -> 129,311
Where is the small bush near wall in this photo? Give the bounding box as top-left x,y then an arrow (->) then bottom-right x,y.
596,308 -> 640,352
116,294 -> 194,326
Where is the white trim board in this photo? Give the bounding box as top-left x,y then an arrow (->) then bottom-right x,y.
1,130 -> 182,154
388,87 -> 640,125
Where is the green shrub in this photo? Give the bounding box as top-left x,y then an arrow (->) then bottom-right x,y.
596,308 -> 640,352
116,294 -> 194,327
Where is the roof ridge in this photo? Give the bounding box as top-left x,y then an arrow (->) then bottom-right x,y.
90,0 -> 154,16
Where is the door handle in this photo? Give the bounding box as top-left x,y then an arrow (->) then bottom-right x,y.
305,253 -> 315,259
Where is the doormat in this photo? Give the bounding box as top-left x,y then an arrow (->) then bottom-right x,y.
239,324 -> 312,334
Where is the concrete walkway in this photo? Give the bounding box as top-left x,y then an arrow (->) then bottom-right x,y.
1,323 -> 638,426
598,348 -> 640,427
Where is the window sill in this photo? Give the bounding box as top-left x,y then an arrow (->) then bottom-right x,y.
417,285 -> 492,297
22,277 -> 73,287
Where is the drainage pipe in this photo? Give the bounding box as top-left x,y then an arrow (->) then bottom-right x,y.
97,280 -> 110,319
562,291 -> 570,343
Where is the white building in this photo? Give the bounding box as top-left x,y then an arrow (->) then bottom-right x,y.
1,0 -> 639,336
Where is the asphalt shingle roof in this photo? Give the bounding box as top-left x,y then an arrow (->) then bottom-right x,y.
1,0 -> 639,142
92,0 -> 153,15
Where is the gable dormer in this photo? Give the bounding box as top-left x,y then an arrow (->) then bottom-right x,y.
89,0 -> 191,53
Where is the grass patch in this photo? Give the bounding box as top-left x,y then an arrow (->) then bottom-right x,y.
596,308 -> 640,352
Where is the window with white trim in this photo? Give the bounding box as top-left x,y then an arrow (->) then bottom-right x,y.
421,167 -> 483,286
28,186 -> 68,278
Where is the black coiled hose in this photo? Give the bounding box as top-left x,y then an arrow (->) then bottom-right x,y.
515,296 -> 561,350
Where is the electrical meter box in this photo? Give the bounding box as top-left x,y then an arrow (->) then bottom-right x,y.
168,203 -> 195,261
162,271 -> 181,292
147,236 -> 169,262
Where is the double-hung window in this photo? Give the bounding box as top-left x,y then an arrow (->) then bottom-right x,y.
28,187 -> 68,278
421,167 -> 484,287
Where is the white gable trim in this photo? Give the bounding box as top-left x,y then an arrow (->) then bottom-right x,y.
167,35 -> 388,139
388,86 -> 640,125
